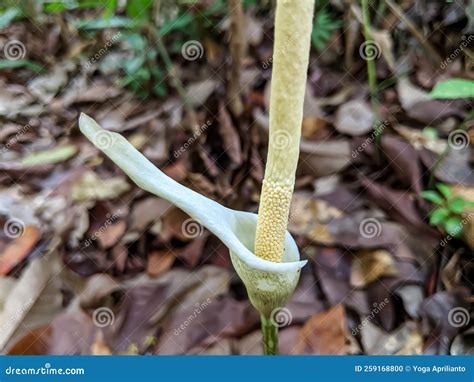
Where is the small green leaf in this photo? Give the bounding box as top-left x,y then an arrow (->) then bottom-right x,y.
436,183 -> 452,199
421,191 -> 444,205
126,0 -> 153,21
429,208 -> 449,225
21,144 -> 77,166
430,78 -> 474,99
73,16 -> 139,30
0,7 -> 22,28
0,59 -> 44,74
448,197 -> 466,214
444,216 -> 463,237
422,127 -> 438,139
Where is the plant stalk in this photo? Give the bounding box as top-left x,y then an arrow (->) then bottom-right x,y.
261,314 -> 279,355
361,0 -> 378,113
361,0 -> 382,164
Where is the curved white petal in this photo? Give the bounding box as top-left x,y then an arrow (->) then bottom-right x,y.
79,114 -> 306,313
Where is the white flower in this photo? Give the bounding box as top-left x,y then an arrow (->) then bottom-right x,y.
79,114 -> 306,315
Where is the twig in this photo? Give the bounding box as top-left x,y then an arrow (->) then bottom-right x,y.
228,0 -> 246,117
385,0 -> 443,65
151,29 -> 199,133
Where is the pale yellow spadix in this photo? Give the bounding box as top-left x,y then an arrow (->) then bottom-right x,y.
255,0 -> 315,263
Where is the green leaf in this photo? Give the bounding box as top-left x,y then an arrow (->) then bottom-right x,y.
430,78 -> 474,99
448,197 -> 466,214
421,191 -> 444,205
429,208 -> 449,226
44,1 -> 77,12
159,13 -> 194,37
422,127 -> 438,140
103,0 -> 117,18
0,59 -> 44,74
21,145 -> 77,166
436,183 -> 452,199
0,7 -> 22,28
444,216 -> 463,237
73,16 -> 140,30
311,8 -> 340,52
126,0 -> 153,21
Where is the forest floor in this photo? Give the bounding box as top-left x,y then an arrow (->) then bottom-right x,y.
0,0 -> 472,355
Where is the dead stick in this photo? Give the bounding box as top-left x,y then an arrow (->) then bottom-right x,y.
228,0 -> 246,117
385,0 -> 443,65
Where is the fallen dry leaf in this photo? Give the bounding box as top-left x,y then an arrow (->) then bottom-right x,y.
0,247 -> 63,352
351,249 -> 399,288
334,100 -> 374,136
0,225 -> 41,275
147,250 -> 175,278
292,304 -> 347,355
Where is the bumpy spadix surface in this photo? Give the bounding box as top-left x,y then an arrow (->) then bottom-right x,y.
255,0 -> 315,263
79,114 -> 306,316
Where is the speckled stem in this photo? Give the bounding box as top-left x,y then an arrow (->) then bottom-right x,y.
261,314 -> 279,355
255,0 -> 315,263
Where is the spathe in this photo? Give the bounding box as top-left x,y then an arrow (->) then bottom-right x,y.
79,113 -> 306,315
